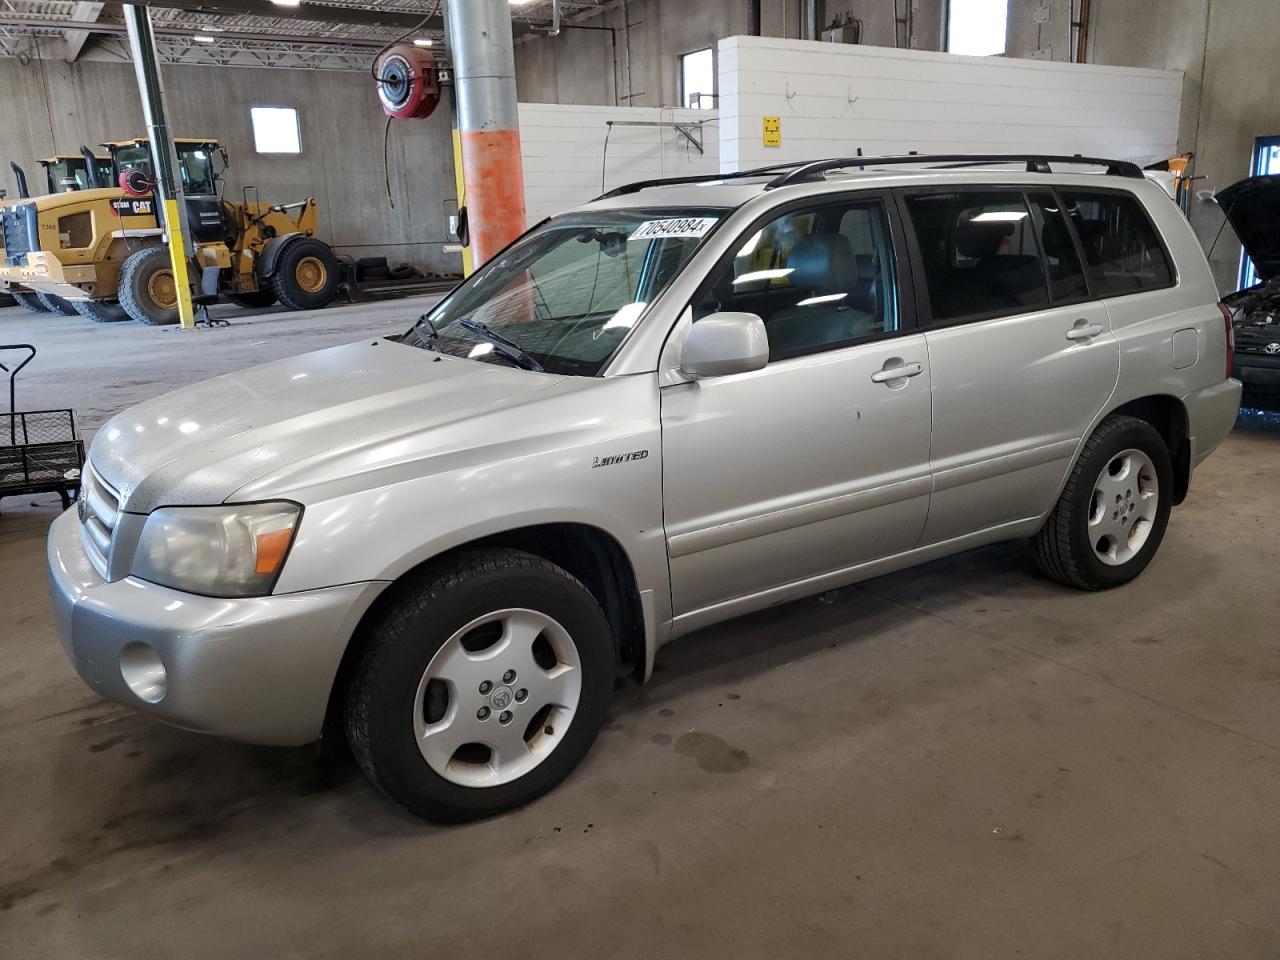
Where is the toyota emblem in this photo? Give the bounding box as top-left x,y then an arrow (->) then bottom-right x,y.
1266,342 -> 1280,355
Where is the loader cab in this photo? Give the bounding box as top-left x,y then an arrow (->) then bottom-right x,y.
104,138 -> 229,243
37,154 -> 113,194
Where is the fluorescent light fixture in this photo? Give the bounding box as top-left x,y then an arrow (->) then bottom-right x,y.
733,268 -> 794,285
193,34 -> 216,43
970,211 -> 1028,223
796,293 -> 848,307
413,38 -> 434,47
270,0 -> 302,6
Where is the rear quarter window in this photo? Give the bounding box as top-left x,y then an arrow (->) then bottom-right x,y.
1059,190 -> 1174,297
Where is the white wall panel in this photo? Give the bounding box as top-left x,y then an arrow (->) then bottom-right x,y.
518,103 -> 719,222
718,37 -> 1183,173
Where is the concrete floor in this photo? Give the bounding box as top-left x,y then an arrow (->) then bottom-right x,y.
1,301 -> 1278,959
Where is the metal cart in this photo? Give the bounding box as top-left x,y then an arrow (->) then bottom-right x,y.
0,344 -> 84,510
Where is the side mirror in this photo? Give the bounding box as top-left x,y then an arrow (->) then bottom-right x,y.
680,312 -> 769,379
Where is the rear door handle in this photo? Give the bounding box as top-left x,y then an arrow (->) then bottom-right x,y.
871,361 -> 925,384
1066,320 -> 1106,342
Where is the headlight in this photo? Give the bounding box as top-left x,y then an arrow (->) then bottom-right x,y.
131,502 -> 301,597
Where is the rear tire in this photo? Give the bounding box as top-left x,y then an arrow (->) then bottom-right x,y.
1032,415 -> 1173,591
118,246 -> 180,325
345,549 -> 614,823
72,299 -> 131,323
37,293 -> 80,316
269,238 -> 340,311
226,290 -> 277,310
11,291 -> 48,314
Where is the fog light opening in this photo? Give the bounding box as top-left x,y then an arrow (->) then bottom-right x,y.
119,642 -> 167,704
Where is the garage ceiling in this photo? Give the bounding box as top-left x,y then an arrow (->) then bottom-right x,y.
0,1 -> 619,70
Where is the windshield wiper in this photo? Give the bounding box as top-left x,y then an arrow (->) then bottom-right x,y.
413,313 -> 441,351
458,319 -> 544,372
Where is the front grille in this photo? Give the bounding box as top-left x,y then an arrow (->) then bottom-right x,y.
80,462 -> 120,578
1235,320 -> 1280,356
2,203 -> 36,266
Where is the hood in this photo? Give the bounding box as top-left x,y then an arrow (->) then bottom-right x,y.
1216,176 -> 1280,283
90,339 -> 580,512
31,187 -> 127,212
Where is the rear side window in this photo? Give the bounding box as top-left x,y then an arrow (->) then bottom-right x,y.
1027,192 -> 1088,302
1058,190 -> 1174,296
904,191 -> 1049,324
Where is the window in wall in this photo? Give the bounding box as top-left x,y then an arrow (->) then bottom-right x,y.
947,0 -> 1008,57
694,199 -> 901,362
1239,135 -> 1280,289
1059,190 -> 1174,296
250,106 -> 302,154
904,190 -> 1048,323
679,48 -> 715,110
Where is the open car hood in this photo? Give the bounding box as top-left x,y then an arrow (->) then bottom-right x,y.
1217,176 -> 1280,284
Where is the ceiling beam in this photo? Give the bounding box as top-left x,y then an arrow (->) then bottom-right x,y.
129,0 -> 541,35
0,17 -> 392,49
64,1 -> 104,62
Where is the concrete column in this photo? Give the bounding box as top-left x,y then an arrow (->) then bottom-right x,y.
446,0 -> 527,266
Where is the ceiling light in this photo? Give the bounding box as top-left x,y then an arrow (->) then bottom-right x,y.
510,0 -> 538,6
270,0 -> 303,7
413,38 -> 434,46
193,34 -> 216,43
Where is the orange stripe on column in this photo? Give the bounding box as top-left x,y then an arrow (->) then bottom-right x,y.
460,129 -> 527,268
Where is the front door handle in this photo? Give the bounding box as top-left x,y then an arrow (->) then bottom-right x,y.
1066,320 -> 1106,342
871,361 -> 925,384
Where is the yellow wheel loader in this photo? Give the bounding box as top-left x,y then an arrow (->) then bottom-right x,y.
0,137 -> 339,325
3,147 -> 115,316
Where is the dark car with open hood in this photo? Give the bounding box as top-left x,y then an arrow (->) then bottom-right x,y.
1218,175 -> 1280,396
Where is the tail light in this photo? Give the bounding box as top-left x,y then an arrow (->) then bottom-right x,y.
1219,302 -> 1235,379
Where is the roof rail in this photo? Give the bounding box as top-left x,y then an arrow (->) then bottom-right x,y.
595,160 -> 818,200
766,153 -> 1145,189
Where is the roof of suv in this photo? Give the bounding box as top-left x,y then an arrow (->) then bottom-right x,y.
586,154 -> 1153,212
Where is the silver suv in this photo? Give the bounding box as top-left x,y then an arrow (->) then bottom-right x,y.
47,155 -> 1242,821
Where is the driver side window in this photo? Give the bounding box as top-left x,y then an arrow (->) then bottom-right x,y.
693,198 -> 901,362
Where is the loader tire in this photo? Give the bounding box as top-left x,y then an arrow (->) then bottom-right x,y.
72,299 -> 131,323
11,291 -> 48,314
269,238 -> 340,312
226,290 -> 277,310
119,246 -> 180,326
37,293 -> 80,316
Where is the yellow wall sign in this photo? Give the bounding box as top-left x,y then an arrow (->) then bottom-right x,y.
763,116 -> 781,147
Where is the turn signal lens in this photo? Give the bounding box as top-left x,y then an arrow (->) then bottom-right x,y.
255,527 -> 295,576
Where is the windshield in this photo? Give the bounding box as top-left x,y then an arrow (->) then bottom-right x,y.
111,144 -> 217,195
411,208 -> 726,376
44,160 -> 88,193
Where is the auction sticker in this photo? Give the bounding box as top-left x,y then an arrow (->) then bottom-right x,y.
629,217 -> 718,241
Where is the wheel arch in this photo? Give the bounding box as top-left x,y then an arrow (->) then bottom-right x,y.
1106,394 -> 1191,504
258,232 -> 304,278
320,521 -> 647,745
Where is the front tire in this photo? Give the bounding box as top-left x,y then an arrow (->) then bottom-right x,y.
269,238 -> 340,311
37,293 -> 80,316
345,549 -> 614,823
1033,415 -> 1173,590
72,299 -> 131,323
11,291 -> 48,313
118,246 -> 180,325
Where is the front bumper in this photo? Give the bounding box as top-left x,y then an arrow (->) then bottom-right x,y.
46,508 -> 385,746
1234,354 -> 1280,395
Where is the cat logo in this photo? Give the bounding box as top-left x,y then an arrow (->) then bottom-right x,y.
111,198 -> 154,216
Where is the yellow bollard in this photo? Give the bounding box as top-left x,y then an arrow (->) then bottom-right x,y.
163,198 -> 196,329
